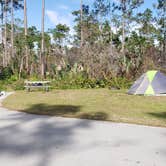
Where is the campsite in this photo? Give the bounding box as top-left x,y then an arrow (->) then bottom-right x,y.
0,0 -> 166,166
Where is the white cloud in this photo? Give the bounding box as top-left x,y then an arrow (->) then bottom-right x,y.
129,22 -> 141,33
59,5 -> 69,10
46,9 -> 75,42
46,10 -> 73,27
112,0 -> 120,3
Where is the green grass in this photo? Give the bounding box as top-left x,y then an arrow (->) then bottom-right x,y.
2,89 -> 166,127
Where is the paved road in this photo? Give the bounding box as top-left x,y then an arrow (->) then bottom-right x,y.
0,95 -> 166,166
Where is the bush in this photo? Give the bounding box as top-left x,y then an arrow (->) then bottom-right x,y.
50,71 -> 133,90
0,68 -> 132,91
51,72 -> 109,89
9,75 -> 18,82
0,67 -> 13,80
108,77 -> 132,89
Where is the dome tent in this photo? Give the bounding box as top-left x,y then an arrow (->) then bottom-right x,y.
128,70 -> 166,96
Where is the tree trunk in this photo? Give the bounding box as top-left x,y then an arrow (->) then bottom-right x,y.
41,0 -> 45,78
19,56 -> 24,80
1,2 -> 4,54
163,3 -> 166,63
1,2 -> 4,67
4,0 -> 7,67
110,2 -> 113,54
164,33 -> 166,63
24,0 -> 29,73
121,0 -> 126,56
80,0 -> 83,47
11,0 -> 14,59
121,14 -> 125,55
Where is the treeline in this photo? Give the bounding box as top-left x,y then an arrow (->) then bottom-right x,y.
0,0 -> 165,89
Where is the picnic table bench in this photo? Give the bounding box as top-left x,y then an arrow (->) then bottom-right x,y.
24,81 -> 51,92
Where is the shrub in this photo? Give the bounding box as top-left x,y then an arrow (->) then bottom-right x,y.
11,80 -> 25,90
51,72 -> 109,89
0,68 -> 132,91
0,67 -> 13,80
108,77 -> 132,89
9,75 -> 18,82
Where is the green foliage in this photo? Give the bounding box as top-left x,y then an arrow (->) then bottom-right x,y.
50,71 -> 132,90
72,4 -> 101,45
0,67 -> 13,80
0,81 -> 7,91
108,77 -> 132,89
27,26 -> 40,49
49,24 -> 70,46
0,67 -> 132,91
51,72 -> 108,89
0,0 -> 164,87
9,75 -> 18,82
11,80 -> 25,91
93,0 -> 110,17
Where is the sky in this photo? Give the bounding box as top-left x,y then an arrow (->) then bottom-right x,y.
15,0 -> 158,32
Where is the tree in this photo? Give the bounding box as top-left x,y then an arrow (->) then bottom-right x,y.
11,0 -> 14,59
10,0 -> 23,64
109,0 -> 113,52
26,26 -> 40,75
155,0 -> 166,63
72,4 -> 100,46
50,24 -> 70,46
113,0 -> 144,54
137,9 -> 156,44
80,0 -> 83,47
4,0 -> 7,67
93,0 -> 110,42
24,0 -> 28,72
10,0 -> 23,78
41,0 -> 45,78
1,0 -> 23,67
0,0 -> 5,53
93,0 -> 109,31
73,3 -> 89,46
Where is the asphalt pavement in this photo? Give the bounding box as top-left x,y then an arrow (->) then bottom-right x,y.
0,93 -> 166,166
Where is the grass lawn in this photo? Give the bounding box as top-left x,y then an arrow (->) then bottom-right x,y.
2,89 -> 166,127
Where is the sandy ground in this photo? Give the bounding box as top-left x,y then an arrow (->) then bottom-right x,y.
0,93 -> 166,166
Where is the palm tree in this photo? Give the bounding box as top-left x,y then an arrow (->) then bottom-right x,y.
41,0 -> 45,78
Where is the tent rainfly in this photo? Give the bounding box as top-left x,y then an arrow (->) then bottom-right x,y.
128,70 -> 166,96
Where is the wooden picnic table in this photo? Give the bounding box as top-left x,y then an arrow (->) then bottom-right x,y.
24,81 -> 51,92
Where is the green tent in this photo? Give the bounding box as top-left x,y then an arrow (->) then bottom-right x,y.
128,70 -> 166,96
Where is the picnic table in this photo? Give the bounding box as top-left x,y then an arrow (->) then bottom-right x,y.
24,81 -> 51,92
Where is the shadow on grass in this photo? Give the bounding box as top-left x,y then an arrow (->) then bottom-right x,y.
79,112 -> 108,121
18,103 -> 108,121
147,112 -> 166,120
20,103 -> 81,116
